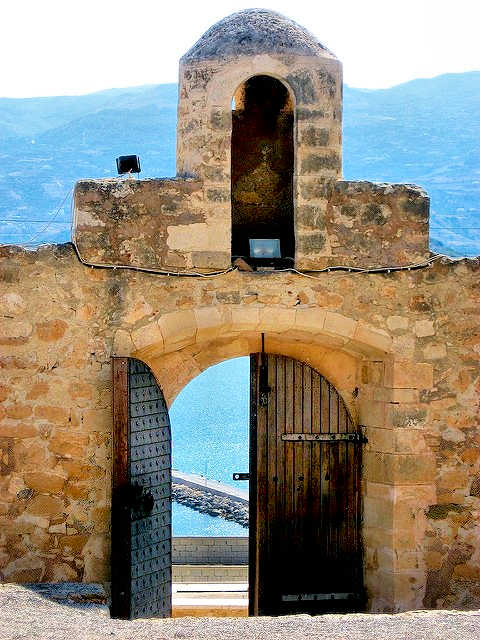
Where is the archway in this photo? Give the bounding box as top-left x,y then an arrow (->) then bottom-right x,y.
111,349 -> 364,617
169,357 -> 250,610
231,75 -> 295,268
130,307 -> 435,614
170,356 -> 249,537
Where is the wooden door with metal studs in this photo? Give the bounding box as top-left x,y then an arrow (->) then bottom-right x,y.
111,357 -> 172,619
249,351 -> 365,616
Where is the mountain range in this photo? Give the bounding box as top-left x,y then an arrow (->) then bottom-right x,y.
0,72 -> 478,255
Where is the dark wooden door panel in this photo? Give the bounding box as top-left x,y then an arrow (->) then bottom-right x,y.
111,357 -> 172,620
250,353 -> 364,616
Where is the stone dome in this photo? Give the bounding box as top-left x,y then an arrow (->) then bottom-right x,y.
181,9 -> 332,62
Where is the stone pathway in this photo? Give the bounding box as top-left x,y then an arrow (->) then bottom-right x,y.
1,583 -> 480,640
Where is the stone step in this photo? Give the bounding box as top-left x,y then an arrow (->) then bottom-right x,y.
172,582 -> 248,617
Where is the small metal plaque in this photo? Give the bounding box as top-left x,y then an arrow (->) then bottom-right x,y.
281,433 -> 363,442
233,472 -> 250,481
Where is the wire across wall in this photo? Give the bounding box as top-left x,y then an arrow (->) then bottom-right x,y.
0,187 -> 478,279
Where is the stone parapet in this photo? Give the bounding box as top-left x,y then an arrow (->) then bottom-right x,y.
73,177 -> 430,272
73,177 -> 230,271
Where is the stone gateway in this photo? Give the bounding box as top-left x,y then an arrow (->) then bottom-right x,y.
0,8 -> 479,616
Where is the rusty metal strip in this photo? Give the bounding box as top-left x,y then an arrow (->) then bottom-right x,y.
281,432 -> 363,442
282,592 -> 360,602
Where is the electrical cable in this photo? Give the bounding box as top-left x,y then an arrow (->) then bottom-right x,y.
11,188 -> 73,247
274,253 -> 446,277
0,187 -> 472,278
70,238 -> 238,278
67,240 -> 452,279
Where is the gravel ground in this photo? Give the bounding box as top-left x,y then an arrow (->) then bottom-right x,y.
1,583 -> 480,640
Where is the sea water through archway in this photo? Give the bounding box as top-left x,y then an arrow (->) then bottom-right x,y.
170,357 -> 250,536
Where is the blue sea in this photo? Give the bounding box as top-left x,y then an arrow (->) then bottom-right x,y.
170,357 -> 250,536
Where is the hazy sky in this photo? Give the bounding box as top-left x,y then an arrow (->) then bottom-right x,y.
1,0 -> 479,97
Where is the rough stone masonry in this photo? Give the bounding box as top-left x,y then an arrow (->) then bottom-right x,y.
0,8 -> 479,614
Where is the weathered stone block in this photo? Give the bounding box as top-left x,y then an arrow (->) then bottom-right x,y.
35,319 -> 68,342
131,322 -> 164,351
25,495 -> 64,519
352,323 -> 392,354
359,400 -> 385,429
423,343 -> 447,360
24,472 -> 65,494
387,316 -> 409,332
300,126 -> 330,147
301,152 -> 341,174
158,310 -> 196,347
34,406 -> 69,425
191,251 -> 230,269
415,320 -> 435,337
386,361 -> 434,390
294,308 -> 326,333
6,405 -> 32,420
386,405 -> 427,430
0,423 -> 37,438
230,307 -> 260,332
324,312 -> 357,338
0,319 -> 32,344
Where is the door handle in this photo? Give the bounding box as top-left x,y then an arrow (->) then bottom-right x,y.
120,482 -> 155,516
233,472 -> 250,481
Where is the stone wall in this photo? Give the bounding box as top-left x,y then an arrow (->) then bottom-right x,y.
73,177 -> 230,271
73,179 -> 429,272
172,537 -> 248,565
0,242 -> 479,612
172,564 -> 248,583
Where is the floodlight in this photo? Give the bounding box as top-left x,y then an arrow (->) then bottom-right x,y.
116,155 -> 141,175
249,238 -> 281,259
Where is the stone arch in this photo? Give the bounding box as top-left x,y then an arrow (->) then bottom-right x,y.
178,55 -> 305,180
123,304 -> 436,612
127,304 -> 393,404
231,72 -> 296,112
204,56 -> 299,113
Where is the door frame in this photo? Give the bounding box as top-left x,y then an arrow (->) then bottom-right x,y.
249,353 -> 259,615
111,357 -> 130,618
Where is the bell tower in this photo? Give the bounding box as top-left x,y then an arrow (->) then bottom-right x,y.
177,9 -> 343,267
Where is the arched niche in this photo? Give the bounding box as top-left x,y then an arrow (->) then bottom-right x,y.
231,75 -> 295,269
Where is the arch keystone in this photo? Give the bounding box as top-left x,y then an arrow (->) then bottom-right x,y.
294,308 -> 326,333
324,311 -> 358,339
230,306 -> 261,332
259,307 -> 296,332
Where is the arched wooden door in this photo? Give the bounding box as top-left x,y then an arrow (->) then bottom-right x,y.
249,353 -> 364,615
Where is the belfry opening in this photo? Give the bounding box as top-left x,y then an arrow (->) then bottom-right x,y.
231,75 -> 295,269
